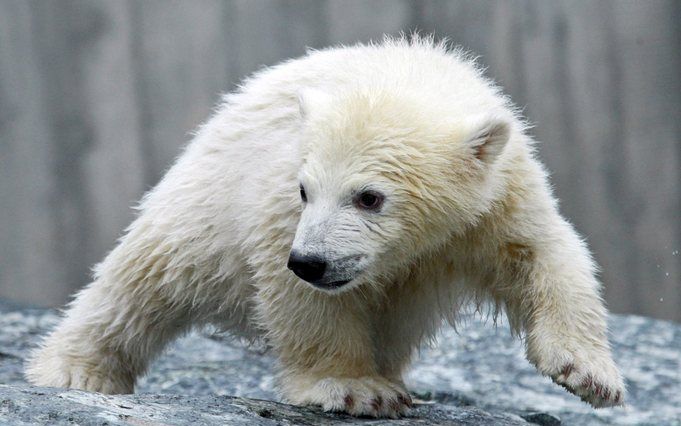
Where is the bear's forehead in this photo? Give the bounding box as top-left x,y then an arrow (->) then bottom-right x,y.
307,121 -> 455,172
305,89 -> 467,153
301,89 -> 471,186
302,133 -> 455,194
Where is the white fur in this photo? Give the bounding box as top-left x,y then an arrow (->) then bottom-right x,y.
26,36 -> 624,417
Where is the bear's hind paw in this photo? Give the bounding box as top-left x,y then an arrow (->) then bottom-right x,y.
26,350 -> 133,394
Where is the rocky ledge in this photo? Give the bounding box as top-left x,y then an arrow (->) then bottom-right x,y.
0,300 -> 679,425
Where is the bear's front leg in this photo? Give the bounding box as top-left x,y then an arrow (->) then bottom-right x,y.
260,287 -> 412,418
509,217 -> 625,408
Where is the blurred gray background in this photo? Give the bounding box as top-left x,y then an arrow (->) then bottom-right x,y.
0,0 -> 679,321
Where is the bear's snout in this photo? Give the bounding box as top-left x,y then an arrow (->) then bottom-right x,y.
287,251 -> 327,283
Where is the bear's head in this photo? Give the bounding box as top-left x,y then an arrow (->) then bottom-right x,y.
288,88 -> 512,293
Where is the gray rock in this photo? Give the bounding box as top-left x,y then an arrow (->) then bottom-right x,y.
0,385 -> 533,426
0,301 -> 679,425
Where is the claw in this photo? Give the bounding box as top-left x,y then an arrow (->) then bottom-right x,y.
561,363 -> 574,379
398,393 -> 413,407
370,397 -> 382,412
581,375 -> 593,389
343,394 -> 354,409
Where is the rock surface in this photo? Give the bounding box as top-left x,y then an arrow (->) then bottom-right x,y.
0,300 -> 679,425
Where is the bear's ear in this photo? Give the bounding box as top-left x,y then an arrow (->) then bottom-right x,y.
464,114 -> 511,164
298,88 -> 332,119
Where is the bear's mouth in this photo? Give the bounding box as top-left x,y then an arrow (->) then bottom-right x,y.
311,279 -> 351,290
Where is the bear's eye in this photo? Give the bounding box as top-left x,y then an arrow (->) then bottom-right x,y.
355,190 -> 384,211
299,185 -> 307,203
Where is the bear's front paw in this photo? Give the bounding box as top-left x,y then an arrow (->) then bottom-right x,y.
551,360 -> 624,408
26,349 -> 133,394
529,342 -> 625,408
284,375 -> 412,418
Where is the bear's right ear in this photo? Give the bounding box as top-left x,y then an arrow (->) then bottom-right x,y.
298,88 -> 332,119
463,114 -> 511,165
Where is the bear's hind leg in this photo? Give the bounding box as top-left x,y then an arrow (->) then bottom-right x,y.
26,272 -> 193,393
25,219 -> 246,394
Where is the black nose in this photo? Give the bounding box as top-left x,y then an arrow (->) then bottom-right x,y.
287,251 -> 327,283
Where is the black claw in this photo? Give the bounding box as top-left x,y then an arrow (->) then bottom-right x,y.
399,394 -> 413,408
581,375 -> 593,389
595,383 -> 602,397
561,363 -> 575,378
343,394 -> 354,409
370,396 -> 383,412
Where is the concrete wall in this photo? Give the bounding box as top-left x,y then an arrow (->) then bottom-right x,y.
1,0 -> 679,321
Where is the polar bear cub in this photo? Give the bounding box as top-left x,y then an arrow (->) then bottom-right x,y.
26,37 -> 624,417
